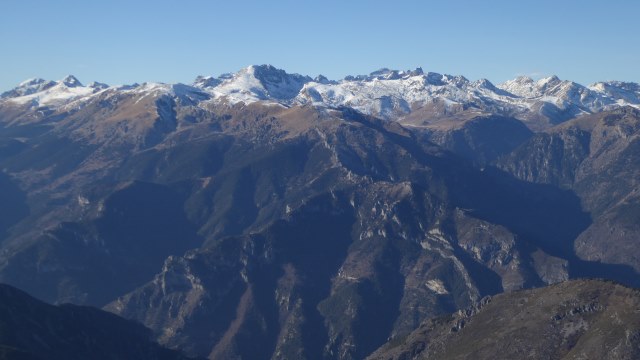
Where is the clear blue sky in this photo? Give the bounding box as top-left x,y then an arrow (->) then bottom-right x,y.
1,0 -> 639,91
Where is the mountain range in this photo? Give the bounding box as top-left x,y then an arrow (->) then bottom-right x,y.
3,65 -> 640,131
0,65 -> 639,359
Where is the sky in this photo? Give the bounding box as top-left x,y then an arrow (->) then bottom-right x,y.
1,0 -> 639,91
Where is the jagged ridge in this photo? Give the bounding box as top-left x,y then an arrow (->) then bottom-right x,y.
2,65 -> 639,130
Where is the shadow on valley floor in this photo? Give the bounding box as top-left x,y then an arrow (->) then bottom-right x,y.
341,107 -> 640,288
462,166 -> 640,288
0,181 -> 204,306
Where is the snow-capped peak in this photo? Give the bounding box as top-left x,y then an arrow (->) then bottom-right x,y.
313,74 -> 333,85
18,78 -> 47,87
368,68 -> 405,80
248,64 -> 313,99
499,75 -> 564,98
589,81 -> 640,104
514,76 -> 535,84
204,64 -> 313,103
471,78 -> 513,96
61,75 -> 83,88
88,81 -> 109,90
2,75 -> 101,107
536,75 -> 562,91
1,78 -> 57,99
472,78 -> 496,89
193,75 -> 221,89
343,67 -> 426,82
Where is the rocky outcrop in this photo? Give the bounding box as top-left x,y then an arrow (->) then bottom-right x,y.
368,279 -> 640,360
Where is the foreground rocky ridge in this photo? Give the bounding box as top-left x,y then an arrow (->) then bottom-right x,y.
0,283 -> 198,360
368,279 -> 640,360
0,66 -> 639,359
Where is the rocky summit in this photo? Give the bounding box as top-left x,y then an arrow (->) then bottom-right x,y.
0,66 -> 639,359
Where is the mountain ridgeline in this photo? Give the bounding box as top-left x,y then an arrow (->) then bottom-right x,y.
0,283 -> 199,360
0,66 -> 639,359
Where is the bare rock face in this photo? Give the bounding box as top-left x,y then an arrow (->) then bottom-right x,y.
368,280 -> 640,360
453,210 -> 568,291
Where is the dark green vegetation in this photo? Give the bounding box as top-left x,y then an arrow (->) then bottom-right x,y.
0,79 -> 639,359
0,283 -> 198,360
368,279 -> 640,360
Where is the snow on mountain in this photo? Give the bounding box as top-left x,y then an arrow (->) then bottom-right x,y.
1,76 -> 212,111
589,81 -> 640,105
61,75 -> 83,88
497,75 -> 625,117
500,76 -> 531,97
88,81 -> 109,90
119,82 -> 209,102
471,78 -> 515,97
293,69 -> 538,121
121,82 -> 184,94
499,75 -> 563,98
0,78 -> 57,99
3,75 -> 103,107
193,75 -> 222,89
200,67 -> 640,127
2,66 -> 640,128
295,70 -> 475,117
202,65 -> 312,103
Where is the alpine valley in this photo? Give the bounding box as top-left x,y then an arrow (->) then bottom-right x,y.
0,65 -> 639,359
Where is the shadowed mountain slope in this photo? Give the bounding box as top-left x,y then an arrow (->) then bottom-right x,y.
0,283 -> 200,360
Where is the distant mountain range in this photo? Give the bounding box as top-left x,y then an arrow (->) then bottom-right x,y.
3,65 -> 639,131
0,65 -> 639,359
